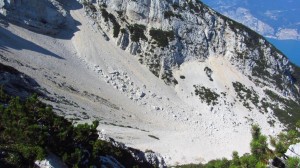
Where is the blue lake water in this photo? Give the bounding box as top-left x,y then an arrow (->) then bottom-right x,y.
266,38 -> 300,66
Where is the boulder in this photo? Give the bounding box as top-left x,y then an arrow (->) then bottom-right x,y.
285,142 -> 300,158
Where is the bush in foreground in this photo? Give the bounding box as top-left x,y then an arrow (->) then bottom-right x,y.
0,91 -> 152,167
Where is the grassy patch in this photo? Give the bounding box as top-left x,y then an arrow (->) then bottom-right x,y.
108,13 -> 121,38
193,85 -> 220,106
164,10 -> 183,20
232,82 -> 259,110
128,24 -> 147,42
100,8 -> 109,22
99,8 -> 121,38
264,89 -> 300,129
149,28 -> 174,47
161,70 -> 178,85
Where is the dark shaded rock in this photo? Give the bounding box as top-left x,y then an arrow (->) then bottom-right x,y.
0,63 -> 42,99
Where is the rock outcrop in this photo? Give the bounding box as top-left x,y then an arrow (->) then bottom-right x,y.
99,132 -> 167,168
286,143 -> 300,158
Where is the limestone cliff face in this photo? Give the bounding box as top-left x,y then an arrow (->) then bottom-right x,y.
78,0 -> 299,99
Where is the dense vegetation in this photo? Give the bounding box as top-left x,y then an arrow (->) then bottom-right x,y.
164,10 -> 183,20
100,8 -> 121,38
128,24 -> 148,42
193,85 -> 220,106
0,90 -> 152,167
291,64 -> 300,90
108,13 -> 121,38
232,81 -> 259,110
178,124 -> 300,168
264,89 -> 300,130
187,0 -> 201,13
149,28 -> 174,47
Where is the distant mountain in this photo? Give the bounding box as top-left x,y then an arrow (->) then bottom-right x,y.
202,0 -> 300,40
202,0 -> 300,66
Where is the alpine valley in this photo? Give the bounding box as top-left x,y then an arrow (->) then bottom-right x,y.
0,0 -> 299,167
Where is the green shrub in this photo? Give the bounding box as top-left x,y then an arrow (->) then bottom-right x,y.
149,28 -> 174,47
193,85 -> 220,105
161,70 -> 178,85
121,28 -> 126,34
0,90 -> 153,167
250,135 -> 268,161
205,158 -> 230,168
164,10 -> 183,20
128,24 -> 147,42
101,8 -> 109,22
188,1 -> 201,13
108,13 -> 121,37
286,157 -> 300,168
172,4 -> 180,10
264,89 -> 300,129
231,151 -> 241,167
232,81 -> 259,110
100,11 -> 121,38
239,154 -> 259,168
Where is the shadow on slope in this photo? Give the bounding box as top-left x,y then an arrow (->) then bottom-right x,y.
0,0 -> 84,59
0,62 -> 43,100
0,25 -> 63,59
0,0 -> 82,40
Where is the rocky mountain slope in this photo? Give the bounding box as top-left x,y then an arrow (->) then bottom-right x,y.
0,0 -> 299,166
